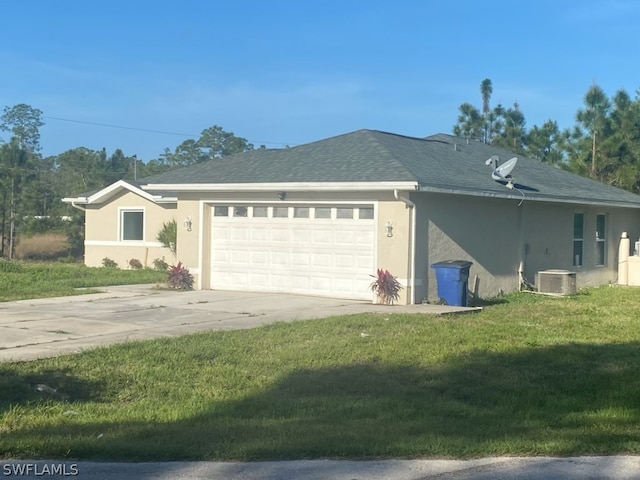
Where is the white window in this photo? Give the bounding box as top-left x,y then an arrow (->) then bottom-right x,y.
573,213 -> 584,267
336,207 -> 354,219
293,207 -> 309,218
252,206 -> 268,217
314,207 -> 331,219
358,207 -> 374,219
120,210 -> 144,241
273,207 -> 288,218
596,214 -> 606,266
233,206 -> 248,217
214,206 -> 229,217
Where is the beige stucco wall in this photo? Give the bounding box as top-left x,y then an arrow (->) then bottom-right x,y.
412,191 -> 640,303
523,201 -> 640,288
84,190 -> 176,268
376,199 -> 411,304
413,192 -> 522,302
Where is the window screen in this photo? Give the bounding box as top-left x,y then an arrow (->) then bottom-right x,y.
121,211 -> 144,241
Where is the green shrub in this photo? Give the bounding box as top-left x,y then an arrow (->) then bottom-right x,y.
101,257 -> 118,268
64,216 -> 85,259
128,258 -> 143,270
152,257 -> 169,271
166,261 -> 193,290
0,260 -> 24,273
156,220 -> 177,256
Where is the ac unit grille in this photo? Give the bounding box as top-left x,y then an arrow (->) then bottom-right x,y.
537,270 -> 577,295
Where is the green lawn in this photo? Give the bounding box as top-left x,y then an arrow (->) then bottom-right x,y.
0,261 -> 167,302
2,286 -> 640,460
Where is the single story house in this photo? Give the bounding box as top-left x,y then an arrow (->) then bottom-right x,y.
63,129 -> 640,304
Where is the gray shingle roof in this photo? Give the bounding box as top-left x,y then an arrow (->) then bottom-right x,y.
140,129 -> 640,208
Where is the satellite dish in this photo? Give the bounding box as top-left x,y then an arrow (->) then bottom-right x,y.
491,157 -> 518,181
485,155 -> 499,167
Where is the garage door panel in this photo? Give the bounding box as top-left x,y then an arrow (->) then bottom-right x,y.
211,205 -> 375,300
334,231 -> 355,244
333,278 -> 356,292
230,251 -> 249,264
271,252 -> 290,267
251,228 -> 269,241
357,255 -> 375,269
290,276 -> 310,290
292,252 -> 310,266
230,272 -> 249,286
356,231 -> 375,244
312,253 -> 332,267
310,276 -> 333,292
334,254 -> 353,268
312,230 -> 332,243
249,273 -> 269,287
271,229 -> 290,242
231,228 -> 249,241
251,251 -> 269,264
271,275 -> 289,288
212,250 -> 230,263
212,228 -> 230,241
292,229 -> 311,242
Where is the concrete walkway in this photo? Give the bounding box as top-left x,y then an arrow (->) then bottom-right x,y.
0,285 -> 480,362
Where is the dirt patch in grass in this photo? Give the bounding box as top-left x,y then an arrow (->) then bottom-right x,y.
14,234 -> 70,261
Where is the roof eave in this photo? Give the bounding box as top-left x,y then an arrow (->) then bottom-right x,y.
418,184 -> 640,209
62,179 -> 177,205
61,197 -> 88,204
142,181 -> 419,192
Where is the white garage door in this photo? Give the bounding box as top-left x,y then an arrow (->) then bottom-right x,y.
210,205 -> 375,300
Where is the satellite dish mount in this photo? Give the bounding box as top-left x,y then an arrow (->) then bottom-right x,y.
486,155 -> 518,189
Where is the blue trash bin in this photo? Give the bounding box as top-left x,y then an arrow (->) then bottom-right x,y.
430,260 -> 473,306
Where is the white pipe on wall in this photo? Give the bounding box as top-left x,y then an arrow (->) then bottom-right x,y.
619,231 -> 630,285
394,189 -> 416,305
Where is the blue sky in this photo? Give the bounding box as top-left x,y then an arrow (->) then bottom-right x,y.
1,0 -> 639,161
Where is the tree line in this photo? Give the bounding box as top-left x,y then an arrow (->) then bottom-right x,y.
3,79 -> 640,259
0,105 -> 253,258
452,78 -> 640,192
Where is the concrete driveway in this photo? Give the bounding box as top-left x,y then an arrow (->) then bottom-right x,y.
0,285 -> 478,362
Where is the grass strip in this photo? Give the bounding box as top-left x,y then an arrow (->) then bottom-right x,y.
0,262 -> 166,302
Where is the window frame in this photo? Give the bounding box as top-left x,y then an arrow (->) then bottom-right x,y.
214,206 -> 230,217
233,206 -> 248,218
358,207 -> 374,220
251,206 -> 268,218
119,208 -> 145,242
595,213 -> 607,266
336,207 -> 354,219
272,206 -> 289,218
293,207 -> 310,218
573,212 -> 584,267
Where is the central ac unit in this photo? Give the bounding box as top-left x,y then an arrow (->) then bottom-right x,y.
537,269 -> 577,295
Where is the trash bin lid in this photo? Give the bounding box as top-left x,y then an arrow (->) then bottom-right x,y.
431,260 -> 473,269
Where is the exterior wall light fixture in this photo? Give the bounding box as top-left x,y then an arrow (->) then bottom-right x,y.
385,221 -> 393,237
183,217 -> 192,231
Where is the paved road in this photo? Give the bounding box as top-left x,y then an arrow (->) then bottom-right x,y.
2,457 -> 640,479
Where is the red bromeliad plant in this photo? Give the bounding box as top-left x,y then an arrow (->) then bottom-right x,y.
166,261 -> 194,290
370,268 -> 403,305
